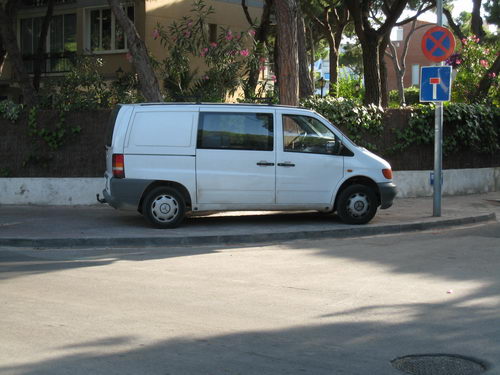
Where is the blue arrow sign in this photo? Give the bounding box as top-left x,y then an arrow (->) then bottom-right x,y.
420,66 -> 452,102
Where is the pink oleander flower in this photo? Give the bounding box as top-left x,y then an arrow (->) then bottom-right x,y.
226,31 -> 233,41
489,72 -> 497,78
462,38 -> 468,45
248,29 -> 256,36
240,49 -> 250,57
183,31 -> 191,38
152,29 -> 160,40
210,42 -> 218,47
259,57 -> 266,63
203,75 -> 209,80
271,75 -> 276,82
259,65 -> 265,71
187,20 -> 193,28
480,59 -> 489,68
126,52 -> 133,63
200,47 -> 209,57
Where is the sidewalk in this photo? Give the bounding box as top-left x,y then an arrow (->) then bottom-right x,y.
0,192 -> 498,248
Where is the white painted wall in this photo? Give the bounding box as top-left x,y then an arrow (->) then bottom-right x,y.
0,178 -> 105,205
0,168 -> 498,205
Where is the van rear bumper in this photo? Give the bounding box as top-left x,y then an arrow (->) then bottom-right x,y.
378,182 -> 397,209
103,178 -> 153,210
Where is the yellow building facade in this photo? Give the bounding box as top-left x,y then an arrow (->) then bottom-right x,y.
0,0 -> 263,101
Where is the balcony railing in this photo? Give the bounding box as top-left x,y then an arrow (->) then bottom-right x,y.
22,52 -> 77,74
21,0 -> 76,7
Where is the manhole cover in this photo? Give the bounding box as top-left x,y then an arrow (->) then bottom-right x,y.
391,354 -> 486,375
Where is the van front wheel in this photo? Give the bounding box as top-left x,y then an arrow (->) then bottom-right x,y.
142,187 -> 186,228
337,184 -> 378,225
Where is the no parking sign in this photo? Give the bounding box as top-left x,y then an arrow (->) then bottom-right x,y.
421,26 -> 455,62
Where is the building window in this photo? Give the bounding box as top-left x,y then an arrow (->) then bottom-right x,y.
19,13 -> 77,73
412,64 -> 420,86
208,23 -> 217,43
86,5 -> 134,52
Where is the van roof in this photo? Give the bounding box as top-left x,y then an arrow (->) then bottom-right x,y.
118,102 -> 304,109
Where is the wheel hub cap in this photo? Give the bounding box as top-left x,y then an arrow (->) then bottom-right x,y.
347,193 -> 369,217
151,195 -> 179,222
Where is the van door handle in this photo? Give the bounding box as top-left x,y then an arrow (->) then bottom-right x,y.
256,161 -> 275,166
277,162 -> 295,167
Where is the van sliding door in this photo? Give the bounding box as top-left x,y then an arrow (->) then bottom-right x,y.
196,111 -> 276,205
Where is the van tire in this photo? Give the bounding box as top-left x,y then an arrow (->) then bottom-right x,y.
337,184 -> 377,225
142,186 -> 186,228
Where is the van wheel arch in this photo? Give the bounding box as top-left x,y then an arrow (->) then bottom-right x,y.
138,181 -> 192,214
334,176 -> 380,211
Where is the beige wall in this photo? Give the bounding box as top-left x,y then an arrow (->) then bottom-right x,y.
145,0 -> 262,71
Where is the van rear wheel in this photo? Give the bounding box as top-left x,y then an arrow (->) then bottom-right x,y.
142,187 -> 186,228
337,184 -> 378,225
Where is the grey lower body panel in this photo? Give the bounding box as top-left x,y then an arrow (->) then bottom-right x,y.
378,182 -> 397,209
103,178 -> 154,210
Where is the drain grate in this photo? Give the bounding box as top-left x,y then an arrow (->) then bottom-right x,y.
391,354 -> 486,375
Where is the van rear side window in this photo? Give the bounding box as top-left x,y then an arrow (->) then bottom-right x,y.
106,105 -> 121,146
197,112 -> 273,151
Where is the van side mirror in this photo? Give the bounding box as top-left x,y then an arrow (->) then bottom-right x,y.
326,140 -> 342,155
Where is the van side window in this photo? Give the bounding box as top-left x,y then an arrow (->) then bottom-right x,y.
198,112 -> 273,151
283,115 -> 340,155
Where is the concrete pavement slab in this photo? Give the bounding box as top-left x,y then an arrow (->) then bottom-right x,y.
0,192 -> 498,248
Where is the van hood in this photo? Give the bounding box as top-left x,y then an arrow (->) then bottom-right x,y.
356,146 -> 392,169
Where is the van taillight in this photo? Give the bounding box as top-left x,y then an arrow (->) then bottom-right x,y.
382,168 -> 393,179
112,154 -> 125,178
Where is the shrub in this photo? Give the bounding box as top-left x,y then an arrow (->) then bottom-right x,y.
392,103 -> 500,154
389,86 -> 420,107
446,35 -> 499,104
154,0 -> 257,102
0,100 -> 23,122
302,96 -> 384,150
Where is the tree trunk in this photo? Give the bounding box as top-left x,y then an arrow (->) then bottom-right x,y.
275,0 -> 299,106
387,41 -> 406,105
471,0 -> 485,40
360,32 -> 381,106
297,8 -> 313,99
241,0 -> 272,99
309,25 -> 315,90
33,0 -> 55,92
326,35 -> 338,96
108,0 -> 162,102
346,0 -> 408,106
475,54 -> 500,100
0,37 -> 6,75
0,1 -> 38,105
379,34 -> 390,107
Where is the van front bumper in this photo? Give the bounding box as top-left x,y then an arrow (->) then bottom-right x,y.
102,178 -> 153,210
378,182 -> 397,209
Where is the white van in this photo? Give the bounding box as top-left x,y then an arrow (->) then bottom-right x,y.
99,103 -> 396,228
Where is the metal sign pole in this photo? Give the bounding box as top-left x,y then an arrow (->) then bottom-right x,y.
433,0 -> 443,217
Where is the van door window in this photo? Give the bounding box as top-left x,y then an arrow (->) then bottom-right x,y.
283,115 -> 340,155
198,112 -> 273,151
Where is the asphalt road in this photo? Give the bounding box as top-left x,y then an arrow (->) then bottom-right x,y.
1,222 -> 500,375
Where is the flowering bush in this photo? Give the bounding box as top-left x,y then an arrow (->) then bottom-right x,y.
154,0 -> 258,102
445,35 -> 499,104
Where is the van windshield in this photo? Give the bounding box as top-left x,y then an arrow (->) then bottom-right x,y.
106,105 -> 121,147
